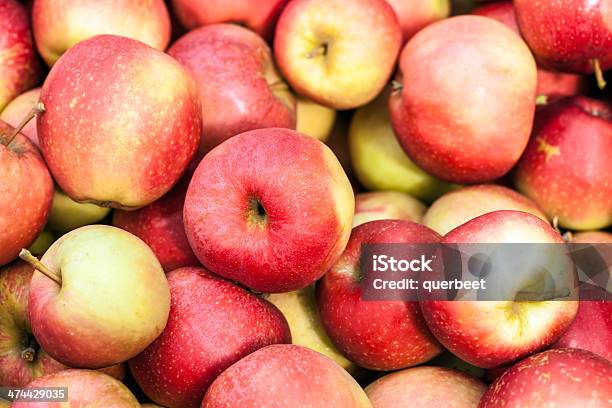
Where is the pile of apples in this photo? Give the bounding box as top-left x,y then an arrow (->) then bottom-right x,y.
1,0 -> 611,407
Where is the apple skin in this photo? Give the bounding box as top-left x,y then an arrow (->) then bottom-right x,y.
0,87 -> 41,145
184,128 -> 354,293
514,0 -> 612,74
11,369 -> 140,408
38,35 -> 201,210
0,0 -> 40,112
47,189 -> 110,233
296,95 -> 336,141
201,344 -> 372,408
385,0 -> 450,41
274,0 -> 402,110
365,366 -> 487,408
129,267 -> 291,408
170,0 -> 288,41
389,16 -> 537,183
317,220 -> 443,370
168,24 -> 295,152
353,191 -> 426,227
421,210 -> 579,369
472,0 -> 586,99
0,121 -> 54,266
422,184 -> 548,236
479,348 -> 612,407
27,229 -> 54,255
515,97 -> 612,230
28,225 -> 171,369
32,0 -> 171,66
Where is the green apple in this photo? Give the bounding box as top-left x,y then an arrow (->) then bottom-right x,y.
296,96 -> 336,142
27,229 -> 55,256
47,189 -> 111,233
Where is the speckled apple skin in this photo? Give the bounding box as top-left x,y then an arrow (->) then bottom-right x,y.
0,122 -> 53,266
113,177 -> 199,272
32,0 -> 171,66
168,24 -> 295,152
11,369 -> 140,408
129,267 -> 291,408
515,97 -> 612,230
515,0 -> 612,73
201,344 -> 372,408
0,0 -> 40,111
365,366 -> 486,408
184,128 -> 354,293
38,35 -> 201,210
389,16 -> 537,183
479,348 -> 612,407
317,220 -> 443,371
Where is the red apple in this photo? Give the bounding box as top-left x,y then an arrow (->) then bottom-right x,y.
129,267 -> 290,408
184,128 -> 354,293
0,87 -> 40,145
32,0 -> 171,66
317,220 -> 443,370
201,344 -> 372,407
389,15 -> 537,183
0,120 -> 53,266
0,0 -> 40,112
274,0 -> 401,109
38,35 -> 201,210
386,0 -> 450,41
170,0 -> 288,41
515,97 -> 612,230
353,191 -> 427,227
421,210 -> 579,368
168,24 -> 295,152
113,176 -> 199,272
480,348 -> 612,407
365,366 -> 486,408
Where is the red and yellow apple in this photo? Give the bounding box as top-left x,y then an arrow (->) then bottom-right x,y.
353,191 -> 426,227
296,95 -> 336,141
0,88 -> 40,145
385,0 -> 450,41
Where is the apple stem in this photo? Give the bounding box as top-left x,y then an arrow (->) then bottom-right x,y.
305,44 -> 327,59
552,216 -> 560,233
535,95 -> 548,106
21,347 -> 36,362
391,80 -> 403,92
591,59 -> 606,90
19,249 -> 61,285
562,231 -> 573,242
1,102 -> 45,146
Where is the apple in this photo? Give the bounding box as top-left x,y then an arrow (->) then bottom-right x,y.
353,191 -> 426,227
201,344 -> 372,407
348,90 -> 455,202
168,24 -> 295,152
129,267 -> 290,408
514,0 -> 612,88
47,189 -> 110,233
422,184 -> 547,235
23,225 -> 170,368
573,231 -> 612,244
113,176 -> 199,273
296,95 -> 336,141
479,348 -> 612,407
26,229 -> 54,256
515,97 -> 612,230
472,1 -> 586,100
365,366 -> 487,408
389,15 -> 537,183
274,0 -> 402,109
421,210 -> 579,368
0,88 -> 41,145
385,0 -> 450,41
317,220 -> 443,370
184,128 -> 354,293
265,285 -> 360,375
32,0 -> 171,66
0,0 -> 40,112
0,119 -> 53,267
38,35 -> 201,210
11,369 -> 140,407
170,0 -> 289,41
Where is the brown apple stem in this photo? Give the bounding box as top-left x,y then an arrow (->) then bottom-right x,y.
19,249 -> 61,285
591,59 -> 606,90
305,44 -> 327,59
1,102 -> 45,146
535,95 -> 548,106
21,347 -> 36,362
552,216 -> 560,233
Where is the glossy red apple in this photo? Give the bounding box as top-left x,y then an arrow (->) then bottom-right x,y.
317,220 -> 443,370
168,24 -> 295,152
184,128 -> 354,293
385,0 -> 450,41
38,35 -> 201,210
480,348 -> 612,407
515,97 -> 612,230
129,267 -> 290,408
201,344 -> 372,407
389,16 -> 537,183
0,87 -> 40,145
0,0 -> 40,111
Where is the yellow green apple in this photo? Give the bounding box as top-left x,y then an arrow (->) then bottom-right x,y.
296,96 -> 336,141
48,189 -> 111,233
